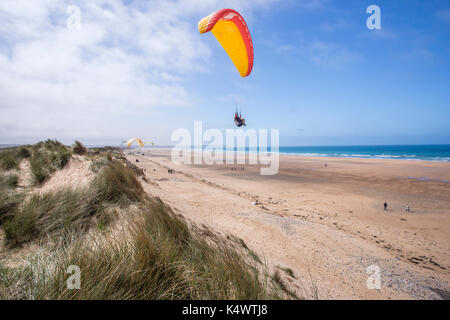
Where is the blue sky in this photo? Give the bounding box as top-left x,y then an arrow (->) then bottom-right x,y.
0,0 -> 449,146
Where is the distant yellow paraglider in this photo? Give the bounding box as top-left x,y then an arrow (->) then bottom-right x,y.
126,138 -> 155,148
126,138 -> 144,147
125,138 -> 155,148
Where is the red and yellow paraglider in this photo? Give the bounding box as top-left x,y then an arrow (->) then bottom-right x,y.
198,9 -> 254,127
198,8 -> 254,78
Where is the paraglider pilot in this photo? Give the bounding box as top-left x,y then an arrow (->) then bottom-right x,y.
234,111 -> 246,127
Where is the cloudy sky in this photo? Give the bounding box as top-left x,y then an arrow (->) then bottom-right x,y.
1,0 -> 449,146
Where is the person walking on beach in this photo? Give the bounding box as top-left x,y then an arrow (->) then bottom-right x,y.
405,205 -> 410,212
384,202 -> 388,211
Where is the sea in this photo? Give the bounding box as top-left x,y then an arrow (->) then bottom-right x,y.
275,145 -> 450,162
2,144 -> 450,162
206,145 -> 450,162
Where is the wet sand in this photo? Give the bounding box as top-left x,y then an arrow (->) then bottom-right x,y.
127,149 -> 450,299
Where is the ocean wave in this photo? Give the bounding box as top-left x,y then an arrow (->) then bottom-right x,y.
278,152 -> 450,162
182,146 -> 450,162
408,176 -> 450,183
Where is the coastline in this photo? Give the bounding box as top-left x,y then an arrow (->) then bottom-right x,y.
3,143 -> 448,162
132,145 -> 450,162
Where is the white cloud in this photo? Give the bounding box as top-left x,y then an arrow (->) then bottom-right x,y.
0,0 -> 280,144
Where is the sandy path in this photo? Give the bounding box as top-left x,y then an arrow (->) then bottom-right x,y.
0,156 -> 95,268
127,150 -> 450,300
17,159 -> 32,188
38,156 -> 94,194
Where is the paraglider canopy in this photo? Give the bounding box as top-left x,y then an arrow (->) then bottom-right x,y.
198,9 -> 254,78
126,138 -> 155,147
126,138 -> 144,147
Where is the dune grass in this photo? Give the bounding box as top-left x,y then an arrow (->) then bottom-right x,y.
1,199 -> 284,300
0,173 -> 24,222
0,145 -> 33,171
271,270 -> 299,299
0,192 -> 286,300
3,188 -> 101,246
279,266 -> 296,279
17,146 -> 31,159
0,143 -> 292,300
0,151 -> 19,170
72,141 -> 87,155
4,172 -> 19,188
29,140 -> 72,184
93,161 -> 144,205
0,263 -> 34,300
2,160 -> 143,247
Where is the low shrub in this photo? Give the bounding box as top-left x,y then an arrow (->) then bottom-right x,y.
73,141 -> 87,155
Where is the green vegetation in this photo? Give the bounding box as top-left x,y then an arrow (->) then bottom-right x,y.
1,198 -> 285,299
0,154 -> 18,170
0,150 -> 19,170
3,188 -> 98,246
0,142 -> 294,300
89,149 -> 120,173
0,145 -> 33,171
73,141 -> 87,155
271,270 -> 299,299
6,173 -> 19,188
89,157 -> 110,173
3,160 -> 142,247
0,141 -> 73,185
29,140 -> 72,184
93,161 -> 144,205
0,173 -> 24,222
237,237 -> 262,264
0,263 -> 34,300
17,147 -> 31,159
32,200 -> 283,299
279,266 -> 296,279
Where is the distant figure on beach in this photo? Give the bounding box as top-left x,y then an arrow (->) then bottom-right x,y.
384,202 -> 388,211
324,163 -> 327,167
405,205 -> 410,212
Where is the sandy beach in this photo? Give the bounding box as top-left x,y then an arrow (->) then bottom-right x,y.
126,149 -> 450,300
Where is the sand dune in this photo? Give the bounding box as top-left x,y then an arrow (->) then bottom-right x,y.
37,156 -> 94,194
127,150 -> 450,300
